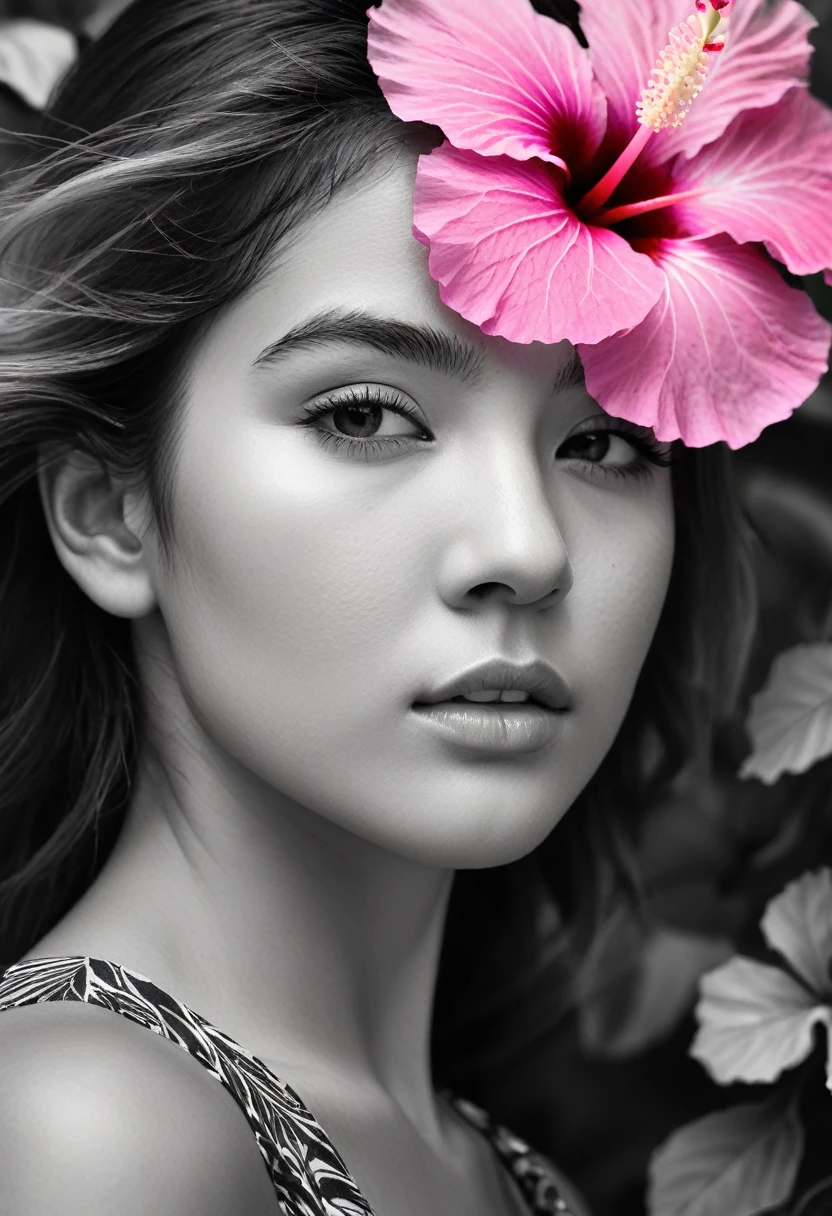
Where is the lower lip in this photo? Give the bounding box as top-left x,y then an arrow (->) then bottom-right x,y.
411,701 -> 568,754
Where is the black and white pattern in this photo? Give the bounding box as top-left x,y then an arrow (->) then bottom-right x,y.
0,956 -> 572,1215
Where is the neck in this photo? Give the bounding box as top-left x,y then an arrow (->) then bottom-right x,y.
43,616 -> 455,1143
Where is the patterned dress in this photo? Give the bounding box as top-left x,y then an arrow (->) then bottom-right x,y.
0,955 -> 574,1216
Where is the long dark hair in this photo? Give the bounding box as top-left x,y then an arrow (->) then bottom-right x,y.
0,0 -> 757,1092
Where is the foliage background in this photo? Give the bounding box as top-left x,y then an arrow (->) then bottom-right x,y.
0,2 -> 830,1213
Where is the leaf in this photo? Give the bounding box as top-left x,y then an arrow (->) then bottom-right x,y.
578,922 -> 733,1058
0,19 -> 77,110
761,869 -> 832,997
739,644 -> 832,784
690,956 -> 831,1086
647,1099 -> 804,1216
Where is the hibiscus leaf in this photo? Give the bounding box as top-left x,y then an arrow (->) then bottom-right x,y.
647,1099 -> 804,1216
739,644 -> 832,784
761,869 -> 832,998
690,956 -> 828,1086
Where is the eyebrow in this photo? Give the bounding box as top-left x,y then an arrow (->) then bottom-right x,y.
251,306 -> 587,395
251,308 -> 486,385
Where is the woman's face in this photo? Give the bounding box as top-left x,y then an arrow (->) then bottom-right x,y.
134,158 -> 675,869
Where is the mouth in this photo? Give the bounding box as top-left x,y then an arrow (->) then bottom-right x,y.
410,658 -> 573,750
447,693 -> 552,707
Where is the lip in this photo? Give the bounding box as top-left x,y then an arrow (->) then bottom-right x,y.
413,657 -> 573,713
411,700 -> 567,755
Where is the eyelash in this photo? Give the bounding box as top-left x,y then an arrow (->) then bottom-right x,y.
296,386 -> 673,479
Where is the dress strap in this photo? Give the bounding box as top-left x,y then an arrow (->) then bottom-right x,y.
439,1092 -> 573,1215
0,955 -> 374,1216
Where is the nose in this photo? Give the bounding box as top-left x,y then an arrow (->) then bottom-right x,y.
437,438 -> 574,611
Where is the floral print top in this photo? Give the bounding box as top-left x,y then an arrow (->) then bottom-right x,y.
0,955 -> 575,1216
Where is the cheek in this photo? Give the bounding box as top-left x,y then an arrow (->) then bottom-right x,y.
565,476 -> 675,734
157,425 -> 429,752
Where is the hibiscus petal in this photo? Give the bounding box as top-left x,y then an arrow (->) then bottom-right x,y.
578,237 -> 831,448
673,90 -> 832,278
412,143 -> 665,346
366,0 -> 607,172
761,870 -> 832,999
579,0 -> 816,161
691,955 -> 831,1085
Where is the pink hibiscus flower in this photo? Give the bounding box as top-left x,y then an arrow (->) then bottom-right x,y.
367,0 -> 832,447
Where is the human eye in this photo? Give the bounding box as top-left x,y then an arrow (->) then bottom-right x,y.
557,420 -> 673,482
296,386 -> 433,460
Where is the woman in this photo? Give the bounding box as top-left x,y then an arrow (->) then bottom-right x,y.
0,0 -> 818,1211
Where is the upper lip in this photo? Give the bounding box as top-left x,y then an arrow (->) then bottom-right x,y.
414,658 -> 572,712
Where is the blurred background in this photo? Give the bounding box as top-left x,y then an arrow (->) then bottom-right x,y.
1,2 -> 830,1214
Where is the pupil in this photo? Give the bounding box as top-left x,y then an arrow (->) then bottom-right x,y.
333,405 -> 382,438
570,431 -> 610,462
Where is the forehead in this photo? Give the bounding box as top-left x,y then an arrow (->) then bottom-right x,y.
206,155 -> 576,385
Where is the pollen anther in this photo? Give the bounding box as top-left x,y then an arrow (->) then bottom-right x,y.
637,17 -> 712,132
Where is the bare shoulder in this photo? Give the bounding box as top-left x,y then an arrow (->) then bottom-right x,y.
0,1001 -> 280,1215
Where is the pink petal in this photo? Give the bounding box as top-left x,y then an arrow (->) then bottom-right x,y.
673,89 -> 832,278
578,237 -> 831,449
413,143 -> 665,346
580,0 -> 816,161
366,0 -> 607,173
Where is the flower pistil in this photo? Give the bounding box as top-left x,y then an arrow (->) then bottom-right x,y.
579,1 -> 731,216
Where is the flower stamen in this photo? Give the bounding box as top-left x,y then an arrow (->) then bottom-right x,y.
636,16 -> 713,133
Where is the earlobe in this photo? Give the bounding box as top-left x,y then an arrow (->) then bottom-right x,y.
36,444 -> 158,620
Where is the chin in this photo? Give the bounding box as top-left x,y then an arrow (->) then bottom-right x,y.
366,799 -> 573,871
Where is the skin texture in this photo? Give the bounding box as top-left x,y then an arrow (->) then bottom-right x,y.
31,156 -> 673,1212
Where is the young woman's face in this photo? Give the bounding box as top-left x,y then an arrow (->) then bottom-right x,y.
137,158 -> 675,868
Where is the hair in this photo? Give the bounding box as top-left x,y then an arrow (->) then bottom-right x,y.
0,0 -> 757,1093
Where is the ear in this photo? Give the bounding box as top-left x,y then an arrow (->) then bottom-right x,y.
36,443 -> 158,619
